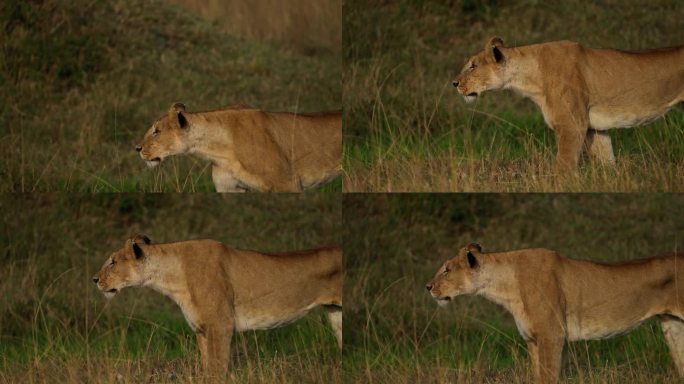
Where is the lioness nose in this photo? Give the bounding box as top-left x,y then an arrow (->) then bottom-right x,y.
425,283 -> 433,291
92,277 -> 99,284
452,81 -> 459,88
135,145 -> 142,152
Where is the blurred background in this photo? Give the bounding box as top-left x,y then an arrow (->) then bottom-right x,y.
344,194 -> 684,383
343,0 -> 684,192
0,0 -> 341,192
0,194 -> 341,383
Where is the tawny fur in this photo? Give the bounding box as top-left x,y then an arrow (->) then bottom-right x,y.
427,243 -> 684,384
452,37 -> 684,170
136,103 -> 342,192
93,234 -> 342,377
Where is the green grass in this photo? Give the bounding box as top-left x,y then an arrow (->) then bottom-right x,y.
343,194 -> 684,383
0,0 -> 341,192
343,0 -> 684,192
0,194 -> 342,383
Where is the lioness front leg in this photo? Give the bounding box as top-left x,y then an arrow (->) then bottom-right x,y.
197,325 -> 233,377
527,336 -> 564,384
544,95 -> 589,172
554,128 -> 586,172
211,166 -> 244,193
584,130 -> 616,165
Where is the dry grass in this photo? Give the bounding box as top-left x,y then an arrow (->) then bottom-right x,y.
343,0 -> 684,192
0,194 -> 341,383
172,0 -> 341,55
343,194 -> 684,383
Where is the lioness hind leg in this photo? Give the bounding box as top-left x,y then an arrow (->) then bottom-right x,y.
661,316 -> 684,376
326,306 -> 343,349
584,130 -> 616,165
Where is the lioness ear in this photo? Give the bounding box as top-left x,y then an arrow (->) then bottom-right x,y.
170,102 -> 186,113
466,250 -> 479,269
133,233 -> 151,245
486,36 -> 504,49
485,37 -> 505,63
169,102 -> 188,129
466,242 -> 482,253
492,46 -> 504,63
132,242 -> 145,259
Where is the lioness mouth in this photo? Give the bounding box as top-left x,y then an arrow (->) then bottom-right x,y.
151,157 -> 161,162
466,92 -> 478,97
106,288 -> 118,294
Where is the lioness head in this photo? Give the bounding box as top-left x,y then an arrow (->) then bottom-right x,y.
136,103 -> 191,168
92,234 -> 151,299
426,242 -> 483,307
452,37 -> 507,103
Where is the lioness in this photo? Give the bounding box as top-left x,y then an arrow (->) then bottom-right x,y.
452,37 -> 684,170
426,243 -> 684,383
92,234 -> 342,376
136,103 -> 342,192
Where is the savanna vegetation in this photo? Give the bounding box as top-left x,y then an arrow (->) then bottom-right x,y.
0,194 -> 342,383
343,0 -> 684,192
0,0 -> 341,192
343,194 -> 684,383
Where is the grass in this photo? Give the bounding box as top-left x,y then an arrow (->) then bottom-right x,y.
0,194 -> 342,383
0,0 -> 341,192
172,0 -> 341,56
343,194 -> 684,383
342,0 -> 684,192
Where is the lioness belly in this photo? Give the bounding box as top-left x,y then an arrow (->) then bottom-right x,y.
566,313 -> 651,341
234,303 -> 318,331
588,105 -> 673,130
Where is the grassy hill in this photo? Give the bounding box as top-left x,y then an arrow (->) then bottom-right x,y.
0,0 -> 341,192
0,194 -> 342,383
343,0 -> 684,192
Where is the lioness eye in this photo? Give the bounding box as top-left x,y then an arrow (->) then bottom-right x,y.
110,259 -> 116,265
152,129 -> 159,136
443,267 -> 449,275
469,63 -> 476,70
